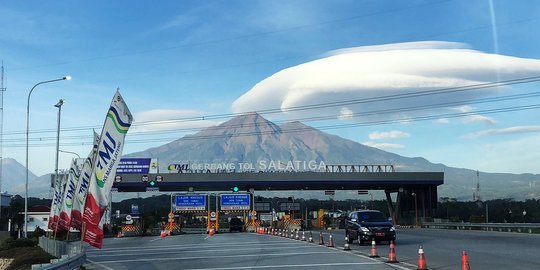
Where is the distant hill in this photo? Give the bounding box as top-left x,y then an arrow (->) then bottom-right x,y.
5,113 -> 538,200
127,113 -> 540,200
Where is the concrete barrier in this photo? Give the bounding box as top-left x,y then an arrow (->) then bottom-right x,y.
34,237 -> 85,270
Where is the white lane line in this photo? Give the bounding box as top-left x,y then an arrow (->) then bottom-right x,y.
183,262 -> 382,270
149,237 -> 162,242
87,251 -> 335,264
87,241 -> 304,253
86,259 -> 115,270
204,235 -> 211,240
88,245 -> 319,258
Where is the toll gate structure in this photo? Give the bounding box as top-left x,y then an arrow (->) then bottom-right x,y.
112,164 -> 443,224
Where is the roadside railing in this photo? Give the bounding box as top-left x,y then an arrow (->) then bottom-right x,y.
422,222 -> 540,233
32,237 -> 85,270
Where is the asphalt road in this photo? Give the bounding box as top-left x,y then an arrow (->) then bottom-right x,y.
84,232 -> 411,270
84,228 -> 540,270
320,228 -> 540,270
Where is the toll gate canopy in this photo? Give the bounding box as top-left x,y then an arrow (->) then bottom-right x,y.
112,164 -> 444,223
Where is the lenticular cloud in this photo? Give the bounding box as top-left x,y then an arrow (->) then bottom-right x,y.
231,41 -> 540,120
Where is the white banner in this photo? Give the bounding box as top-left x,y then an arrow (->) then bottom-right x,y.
58,159 -> 81,231
83,90 -> 133,249
70,131 -> 100,230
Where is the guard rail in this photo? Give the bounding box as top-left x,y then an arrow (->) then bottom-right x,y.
32,237 -> 85,270
422,222 -> 540,233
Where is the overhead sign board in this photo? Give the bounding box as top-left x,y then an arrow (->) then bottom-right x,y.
324,190 -> 335,196
220,194 -> 250,211
254,202 -> 271,212
174,195 -> 207,211
117,158 -> 158,174
279,202 -> 301,211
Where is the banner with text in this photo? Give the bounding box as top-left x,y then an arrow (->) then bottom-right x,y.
83,90 -> 133,249
70,131 -> 100,230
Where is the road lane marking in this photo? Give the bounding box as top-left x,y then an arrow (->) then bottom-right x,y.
183,262 -> 383,270
86,259 -> 115,270
149,237 -> 162,242
88,245 -> 320,258
87,241 -> 305,253
87,251 -> 336,264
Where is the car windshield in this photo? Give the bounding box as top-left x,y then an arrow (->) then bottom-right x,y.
359,212 -> 387,222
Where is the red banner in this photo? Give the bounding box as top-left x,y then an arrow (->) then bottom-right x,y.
82,193 -> 105,249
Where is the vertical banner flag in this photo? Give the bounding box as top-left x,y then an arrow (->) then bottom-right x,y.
70,131 -> 100,230
57,159 -> 81,231
48,170 -> 66,230
83,90 -> 133,249
50,173 -> 68,231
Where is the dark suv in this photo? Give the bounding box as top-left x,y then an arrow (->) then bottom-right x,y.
229,217 -> 244,232
345,210 -> 396,245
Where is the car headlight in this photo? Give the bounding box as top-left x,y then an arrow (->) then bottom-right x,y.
390,226 -> 396,232
360,226 -> 370,232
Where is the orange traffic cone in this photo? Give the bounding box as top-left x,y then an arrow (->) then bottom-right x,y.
295,230 -> 299,240
319,232 -> 325,245
417,245 -> 427,270
327,234 -> 335,247
343,237 -> 351,251
209,228 -> 215,236
308,231 -> 313,243
369,240 -> 379,257
160,230 -> 166,238
167,230 -> 171,236
117,231 -> 122,238
301,231 -> 306,241
387,240 -> 398,263
461,251 -> 471,270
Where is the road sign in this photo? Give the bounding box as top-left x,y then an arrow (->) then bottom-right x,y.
254,202 -> 271,211
168,212 -> 174,219
126,215 -> 132,221
325,190 -> 335,196
220,194 -> 250,211
174,195 -> 207,211
278,202 -> 300,211
210,211 -> 217,221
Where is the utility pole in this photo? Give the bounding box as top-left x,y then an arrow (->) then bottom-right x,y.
0,62 -> 6,226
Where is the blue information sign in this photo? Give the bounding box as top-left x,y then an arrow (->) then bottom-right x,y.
174,195 -> 207,211
117,158 -> 157,174
220,194 -> 251,211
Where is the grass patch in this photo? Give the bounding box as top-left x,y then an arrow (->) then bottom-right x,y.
0,246 -> 55,270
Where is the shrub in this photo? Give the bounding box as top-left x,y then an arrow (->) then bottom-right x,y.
32,226 -> 46,238
0,238 -> 37,251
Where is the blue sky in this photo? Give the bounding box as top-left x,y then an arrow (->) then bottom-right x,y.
1,0 -> 540,176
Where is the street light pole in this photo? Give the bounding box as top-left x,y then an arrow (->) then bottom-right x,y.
58,150 -> 80,159
25,76 -> 71,238
412,192 -> 418,227
53,99 -> 64,208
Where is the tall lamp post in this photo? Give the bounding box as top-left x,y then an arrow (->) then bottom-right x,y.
25,76 -> 71,238
58,150 -> 80,159
53,99 -> 64,212
412,192 -> 418,227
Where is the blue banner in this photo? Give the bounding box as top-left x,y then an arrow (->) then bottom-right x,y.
117,158 -> 158,174
174,195 -> 207,211
220,194 -> 251,210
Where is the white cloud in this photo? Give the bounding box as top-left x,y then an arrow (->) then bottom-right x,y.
464,125 -> 540,139
436,118 -> 450,124
231,41 -> 540,122
454,105 -> 496,125
131,109 -> 221,133
363,141 -> 405,150
369,131 -> 410,140
337,107 -> 354,120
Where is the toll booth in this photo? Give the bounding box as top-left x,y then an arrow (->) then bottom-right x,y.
172,194 -> 209,233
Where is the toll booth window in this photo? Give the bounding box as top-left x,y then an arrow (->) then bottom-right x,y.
359,212 -> 386,222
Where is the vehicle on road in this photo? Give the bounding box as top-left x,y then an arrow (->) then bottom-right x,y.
345,210 -> 396,245
229,217 -> 244,232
